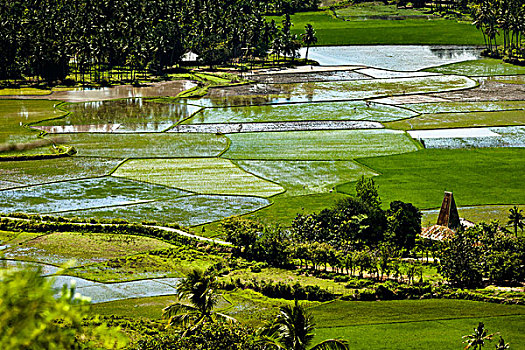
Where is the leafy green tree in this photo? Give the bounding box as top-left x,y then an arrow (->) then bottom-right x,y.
355,175 -> 381,209
260,300 -> 349,350
221,217 -> 263,256
0,264 -> 124,350
507,205 -> 524,236
163,269 -> 235,333
386,201 -> 422,254
301,24 -> 317,61
462,322 -> 497,349
438,227 -> 484,288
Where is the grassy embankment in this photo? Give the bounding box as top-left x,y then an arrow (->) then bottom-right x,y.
268,10 -> 484,46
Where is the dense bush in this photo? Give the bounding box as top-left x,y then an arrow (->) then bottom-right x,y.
221,278 -> 336,302
0,217 -> 196,246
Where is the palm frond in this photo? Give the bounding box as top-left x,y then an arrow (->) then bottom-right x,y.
215,312 -> 238,323
310,339 -> 350,350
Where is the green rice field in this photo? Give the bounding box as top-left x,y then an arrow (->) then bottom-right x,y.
113,158 -> 284,197
224,129 -> 419,160
337,148 -> 525,209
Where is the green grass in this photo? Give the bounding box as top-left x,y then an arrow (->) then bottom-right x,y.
224,130 -> 418,160
59,195 -> 271,227
0,177 -> 187,215
335,2 -> 429,17
0,157 -> 123,186
63,133 -> 228,158
235,160 -> 377,197
184,101 -> 416,124
0,88 -> 52,96
404,101 -> 525,114
34,99 -> 202,133
310,300 -> 525,349
0,231 -> 41,246
224,267 -> 351,296
113,158 -> 284,197
268,11 -> 484,45
386,110 -> 525,130
337,148 -> 525,209
4,231 -> 174,266
88,295 -> 178,319
65,245 -> 225,282
425,58 -> 525,76
244,192 -> 349,226
220,289 -> 320,327
0,99 -> 63,143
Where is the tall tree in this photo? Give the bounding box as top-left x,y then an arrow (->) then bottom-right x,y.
507,205 -> 524,236
301,24 -> 317,61
163,269 -> 235,333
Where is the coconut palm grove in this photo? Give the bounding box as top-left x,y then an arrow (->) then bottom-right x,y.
0,0 -> 524,349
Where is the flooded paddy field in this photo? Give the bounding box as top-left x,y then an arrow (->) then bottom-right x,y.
1,45 -> 524,299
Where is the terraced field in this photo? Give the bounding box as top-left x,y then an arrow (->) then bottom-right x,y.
1,45 -> 524,230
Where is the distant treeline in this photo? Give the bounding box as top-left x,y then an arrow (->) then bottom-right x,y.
0,0 -> 312,83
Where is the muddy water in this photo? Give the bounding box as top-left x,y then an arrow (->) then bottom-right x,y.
300,45 -> 481,71
33,98 -> 202,133
3,259 -> 180,303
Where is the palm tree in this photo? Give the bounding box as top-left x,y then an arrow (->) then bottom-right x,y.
495,337 -> 510,350
507,205 -> 524,236
259,300 -> 349,350
462,322 -> 497,349
162,269 -> 235,333
301,24 -> 317,62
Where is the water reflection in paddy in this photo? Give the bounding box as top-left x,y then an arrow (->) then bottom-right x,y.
33,98 -> 202,133
300,45 -> 481,71
49,80 -> 197,102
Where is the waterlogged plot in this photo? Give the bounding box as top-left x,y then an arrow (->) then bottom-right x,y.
46,80 -> 197,102
0,177 -> 187,214
33,99 -> 202,133
192,75 -> 476,107
0,157 -> 123,187
59,195 -> 272,226
64,133 -> 228,158
250,70 -> 368,83
425,58 -> 525,76
404,101 -> 525,114
337,148 -> 525,209
235,160 -> 377,197
355,68 -> 439,79
4,231 -> 173,265
0,99 -> 63,143
183,101 -> 417,124
413,126 -> 525,149
300,46 -> 481,71
74,278 -> 180,303
386,110 -> 525,130
269,75 -> 477,103
113,158 -> 284,197
171,120 -> 383,134
224,129 -> 418,160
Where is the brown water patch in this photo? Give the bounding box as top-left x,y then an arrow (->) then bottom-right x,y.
372,94 -> 451,105
0,80 -> 197,102
431,77 -> 525,101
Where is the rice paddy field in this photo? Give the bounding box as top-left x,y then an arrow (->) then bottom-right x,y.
1,44 -> 525,349
1,46 -> 523,227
